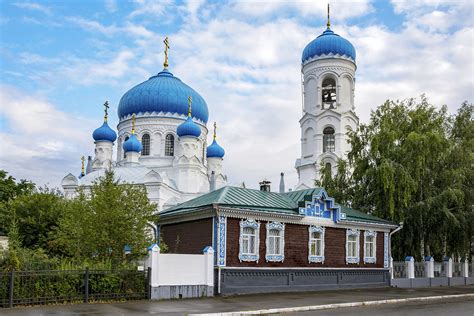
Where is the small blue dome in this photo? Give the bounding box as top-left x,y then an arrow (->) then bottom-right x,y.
207,140 -> 225,158
123,134 -> 142,153
92,122 -> 117,142
118,69 -> 209,123
302,28 -> 356,63
177,116 -> 201,138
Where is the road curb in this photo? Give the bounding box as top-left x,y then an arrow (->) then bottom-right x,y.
191,293 -> 474,316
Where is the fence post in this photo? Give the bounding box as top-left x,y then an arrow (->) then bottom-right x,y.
147,243 -> 160,288
390,257 -> 394,279
147,267 -> 152,300
443,257 -> 452,278
462,259 -> 469,278
8,269 -> 14,308
424,256 -> 434,278
405,256 -> 415,279
203,246 -> 215,289
84,267 -> 89,304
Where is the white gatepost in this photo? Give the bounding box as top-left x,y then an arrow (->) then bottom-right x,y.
147,243 -> 160,287
390,257 -> 394,279
203,246 -> 214,287
444,257 -> 453,278
405,256 -> 415,279
462,259 -> 469,278
424,256 -> 434,278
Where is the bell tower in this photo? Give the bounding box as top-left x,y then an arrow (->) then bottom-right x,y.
295,5 -> 359,189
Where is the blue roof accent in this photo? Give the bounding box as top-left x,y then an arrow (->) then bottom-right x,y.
123,134 -> 142,153
302,28 -> 356,63
92,122 -> 117,142
207,139 -> 225,158
177,116 -> 201,137
117,69 -> 209,123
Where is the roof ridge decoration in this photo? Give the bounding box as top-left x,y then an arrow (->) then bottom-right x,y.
298,188 -> 345,222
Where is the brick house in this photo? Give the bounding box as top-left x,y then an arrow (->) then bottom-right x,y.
158,186 -> 398,294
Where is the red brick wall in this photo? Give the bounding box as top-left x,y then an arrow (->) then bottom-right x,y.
161,218 -> 213,254
225,217 -> 385,268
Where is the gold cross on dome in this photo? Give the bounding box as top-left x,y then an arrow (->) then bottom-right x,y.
81,156 -> 85,174
327,3 -> 331,28
213,122 -> 217,140
163,37 -> 170,68
104,101 -> 109,122
187,96 -> 192,117
131,114 -> 136,134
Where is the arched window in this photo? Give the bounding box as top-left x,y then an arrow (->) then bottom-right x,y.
165,134 -> 174,156
322,77 -> 336,109
323,127 -> 335,153
123,136 -> 129,158
325,162 -> 332,177
141,134 -> 150,156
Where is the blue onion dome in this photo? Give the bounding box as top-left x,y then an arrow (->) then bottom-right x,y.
177,116 -> 201,137
92,122 -> 117,142
207,140 -> 225,158
302,27 -> 356,64
123,134 -> 142,153
117,68 -> 209,123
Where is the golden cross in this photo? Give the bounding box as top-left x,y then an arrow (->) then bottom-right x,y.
131,114 -> 136,134
187,96 -> 192,117
327,3 -> 331,28
163,37 -> 170,68
104,101 -> 109,122
81,156 -> 85,174
213,122 -> 217,140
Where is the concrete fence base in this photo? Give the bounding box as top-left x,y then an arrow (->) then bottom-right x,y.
391,276 -> 474,288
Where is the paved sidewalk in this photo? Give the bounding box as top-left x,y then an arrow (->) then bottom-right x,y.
2,286 -> 474,316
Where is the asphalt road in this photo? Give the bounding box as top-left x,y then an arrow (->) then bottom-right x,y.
3,286 -> 474,315
287,297 -> 474,316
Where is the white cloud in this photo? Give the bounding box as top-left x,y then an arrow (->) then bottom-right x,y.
129,0 -> 174,18
0,86 -> 96,186
13,2 -> 51,15
105,0 -> 118,13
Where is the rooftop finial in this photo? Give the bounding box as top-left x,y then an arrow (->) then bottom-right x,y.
103,101 -> 109,123
131,114 -> 136,135
213,122 -> 217,140
327,3 -> 331,28
81,156 -> 85,175
163,36 -> 170,68
187,96 -> 192,117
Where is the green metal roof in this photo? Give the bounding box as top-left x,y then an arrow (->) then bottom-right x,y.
161,186 -> 395,226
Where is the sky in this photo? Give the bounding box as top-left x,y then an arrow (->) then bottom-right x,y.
0,0 -> 473,190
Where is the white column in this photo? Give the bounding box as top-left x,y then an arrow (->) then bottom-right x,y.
147,244 -> 160,287
424,256 -> 434,278
444,257 -> 453,278
203,246 -> 215,287
405,256 -> 415,279
390,257 -> 394,279
462,260 -> 469,278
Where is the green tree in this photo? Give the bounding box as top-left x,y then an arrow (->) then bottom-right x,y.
53,169 -> 157,264
346,97 -> 471,260
315,159 -> 353,206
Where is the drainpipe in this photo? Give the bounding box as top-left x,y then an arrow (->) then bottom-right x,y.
389,222 -> 404,260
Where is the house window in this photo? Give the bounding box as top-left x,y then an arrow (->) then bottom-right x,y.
123,136 -> 129,158
308,226 -> 325,263
346,229 -> 360,264
364,230 -> 377,264
266,222 -> 285,262
239,219 -> 260,262
141,134 -> 150,156
322,77 -> 336,109
323,127 -> 335,153
165,134 -> 174,156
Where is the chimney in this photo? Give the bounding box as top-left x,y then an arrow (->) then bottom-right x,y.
259,180 -> 271,192
210,171 -> 216,191
279,172 -> 285,193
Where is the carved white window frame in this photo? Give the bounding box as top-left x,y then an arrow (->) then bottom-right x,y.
265,222 -> 285,262
346,228 -> 360,264
308,226 -> 325,263
239,219 -> 260,263
364,230 -> 377,264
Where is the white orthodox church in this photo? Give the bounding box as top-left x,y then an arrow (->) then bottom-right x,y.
62,12 -> 359,210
